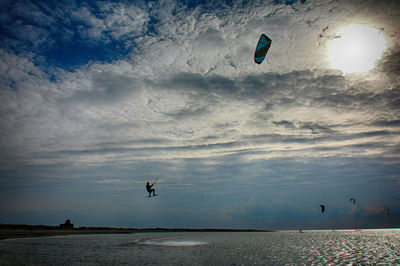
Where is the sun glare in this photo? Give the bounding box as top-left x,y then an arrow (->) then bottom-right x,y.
328,24 -> 386,73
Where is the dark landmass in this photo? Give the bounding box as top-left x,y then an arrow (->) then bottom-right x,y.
0,224 -> 272,240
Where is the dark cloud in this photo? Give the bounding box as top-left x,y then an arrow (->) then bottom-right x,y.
380,49 -> 400,82
154,70 -> 345,101
165,106 -> 210,120
273,120 -> 336,134
273,0 -> 307,5
372,119 -> 400,128
66,73 -> 140,105
298,122 -> 336,134
152,69 -> 400,122
273,120 -> 296,128
152,72 -> 240,95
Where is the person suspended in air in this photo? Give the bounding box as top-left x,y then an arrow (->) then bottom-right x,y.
146,181 -> 157,197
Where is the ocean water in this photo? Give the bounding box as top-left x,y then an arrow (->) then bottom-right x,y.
0,229 -> 399,265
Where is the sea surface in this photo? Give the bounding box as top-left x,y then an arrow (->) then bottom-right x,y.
1,229 -> 399,265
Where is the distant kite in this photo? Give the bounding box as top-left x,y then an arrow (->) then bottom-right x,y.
254,34 -> 272,64
384,208 -> 391,216
350,198 -> 356,204
320,205 -> 325,213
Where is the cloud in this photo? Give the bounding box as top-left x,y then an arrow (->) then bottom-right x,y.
0,0 -> 150,70
2,57 -> 399,167
0,0 -> 399,228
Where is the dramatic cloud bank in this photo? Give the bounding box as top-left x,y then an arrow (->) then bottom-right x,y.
0,0 -> 399,229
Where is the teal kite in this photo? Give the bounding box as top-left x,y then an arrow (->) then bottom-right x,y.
254,34 -> 272,64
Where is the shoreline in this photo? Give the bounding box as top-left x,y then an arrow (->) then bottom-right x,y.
0,224 -> 272,240
1,225 -> 399,241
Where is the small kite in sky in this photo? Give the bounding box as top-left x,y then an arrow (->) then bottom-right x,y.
383,208 -> 390,216
320,204 -> 325,213
254,34 -> 272,64
350,198 -> 356,204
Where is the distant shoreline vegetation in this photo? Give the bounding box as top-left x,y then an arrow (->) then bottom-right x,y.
0,224 -> 272,240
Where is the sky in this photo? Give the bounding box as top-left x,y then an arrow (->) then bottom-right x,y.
0,0 -> 399,230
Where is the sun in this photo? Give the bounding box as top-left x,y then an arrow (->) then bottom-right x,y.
328,24 -> 386,73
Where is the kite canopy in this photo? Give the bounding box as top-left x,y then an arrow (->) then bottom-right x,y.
350,198 -> 356,204
254,34 -> 272,64
320,204 -> 325,213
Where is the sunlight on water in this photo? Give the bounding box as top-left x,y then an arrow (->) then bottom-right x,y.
142,239 -> 208,246
1,230 -> 399,265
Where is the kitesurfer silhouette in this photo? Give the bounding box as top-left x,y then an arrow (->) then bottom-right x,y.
146,181 -> 157,197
